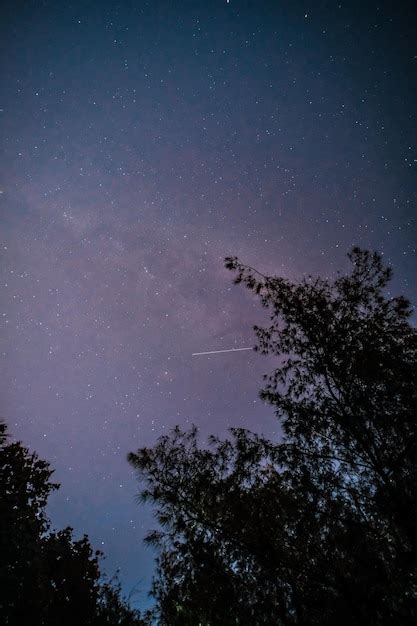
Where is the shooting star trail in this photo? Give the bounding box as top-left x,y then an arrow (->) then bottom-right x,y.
192,347 -> 253,356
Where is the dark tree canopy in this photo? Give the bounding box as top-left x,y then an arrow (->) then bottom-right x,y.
0,422 -> 148,626
129,248 -> 417,625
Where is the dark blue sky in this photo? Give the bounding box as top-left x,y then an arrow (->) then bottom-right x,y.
1,0 -> 416,611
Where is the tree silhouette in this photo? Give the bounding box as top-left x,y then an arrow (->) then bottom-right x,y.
0,425 -> 58,624
0,422 -> 147,625
128,248 -> 417,625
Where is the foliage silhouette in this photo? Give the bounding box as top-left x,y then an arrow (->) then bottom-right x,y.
129,248 -> 417,625
0,422 -> 148,625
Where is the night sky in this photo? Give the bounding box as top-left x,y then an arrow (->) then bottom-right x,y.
1,0 -> 416,611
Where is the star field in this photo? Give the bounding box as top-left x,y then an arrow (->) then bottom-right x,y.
1,0 -> 416,609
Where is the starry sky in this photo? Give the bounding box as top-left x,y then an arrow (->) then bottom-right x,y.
1,0 -> 416,611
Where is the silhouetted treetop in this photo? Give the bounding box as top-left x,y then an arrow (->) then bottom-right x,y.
0,421 -> 148,626
129,248 -> 417,625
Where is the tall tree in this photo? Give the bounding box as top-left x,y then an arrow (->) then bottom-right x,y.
129,248 -> 417,625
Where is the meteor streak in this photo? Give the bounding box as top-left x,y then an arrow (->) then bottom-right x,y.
192,347 -> 253,356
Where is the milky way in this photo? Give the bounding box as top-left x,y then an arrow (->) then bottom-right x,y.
1,0 -> 416,610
